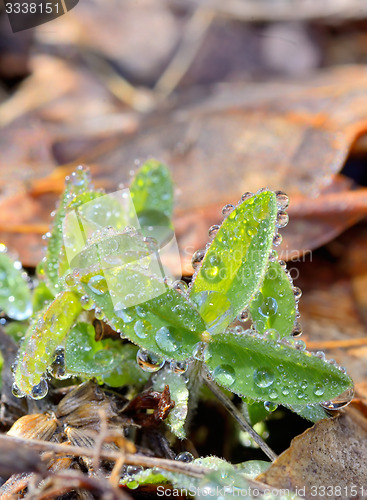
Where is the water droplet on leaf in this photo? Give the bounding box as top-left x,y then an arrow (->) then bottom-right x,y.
136,349 -> 164,373
213,364 -> 235,387
222,204 -> 235,216
175,452 -> 194,463
320,386 -> 354,410
208,225 -> 220,239
273,233 -> 283,247
192,250 -> 205,269
31,379 -> 48,400
253,368 -> 274,388
276,211 -> 289,228
264,401 -> 278,412
155,326 -> 181,353
275,191 -> 289,210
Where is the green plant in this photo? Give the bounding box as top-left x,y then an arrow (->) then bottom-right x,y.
0,162 -> 353,478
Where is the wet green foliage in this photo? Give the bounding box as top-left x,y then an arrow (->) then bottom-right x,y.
0,162 -> 354,496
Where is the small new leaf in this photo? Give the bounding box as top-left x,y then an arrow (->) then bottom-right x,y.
190,191 -> 277,333
14,291 -> 82,395
249,260 -> 296,337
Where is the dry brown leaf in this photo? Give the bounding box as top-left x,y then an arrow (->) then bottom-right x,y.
1,66 -> 367,270
257,405 -> 367,500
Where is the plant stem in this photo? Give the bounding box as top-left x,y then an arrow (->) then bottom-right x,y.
204,377 -> 278,462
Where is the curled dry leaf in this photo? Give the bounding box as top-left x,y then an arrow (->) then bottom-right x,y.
257,404 -> 367,500
124,385 -> 175,428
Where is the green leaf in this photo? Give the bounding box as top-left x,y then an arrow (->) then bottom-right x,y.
0,252 -> 32,320
32,281 -> 54,312
64,322 -> 120,376
121,456 -> 234,491
64,322 -> 149,387
72,230 -> 205,361
204,331 -> 353,406
153,368 -> 189,439
249,260 -> 296,337
190,191 -> 277,334
79,267 -> 205,361
101,343 -> 149,387
43,167 -> 93,293
130,160 -> 174,218
14,291 -> 82,396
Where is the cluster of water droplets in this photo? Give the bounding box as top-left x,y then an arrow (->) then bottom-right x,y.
12,377 -> 49,400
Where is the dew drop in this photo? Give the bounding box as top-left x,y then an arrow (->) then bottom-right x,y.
253,203 -> 271,223
64,273 -> 75,287
11,383 -> 25,398
281,386 -> 290,396
115,308 -> 134,323
237,310 -> 249,322
213,364 -> 236,387
299,380 -> 308,390
50,348 -> 68,380
314,350 -> 326,361
208,225 -> 220,239
313,383 -> 325,397
272,233 -> 283,247
320,386 -> 354,410
134,319 -> 152,339
293,287 -> 302,302
275,191 -> 289,210
31,379 -> 48,400
294,339 -> 306,351
80,294 -> 94,310
253,368 -> 274,388
126,465 -> 143,476
169,360 -> 188,374
279,259 -> 287,269
259,297 -> 278,317
269,250 -> 278,262
291,321 -> 303,337
175,451 -> 194,463
263,329 -> 280,341
135,306 -> 146,318
193,341 -> 207,361
155,327 -> 181,353
264,401 -> 278,412
241,192 -> 253,202
192,250 -> 205,269
95,307 -> 104,320
87,275 -> 108,296
233,325 -> 244,334
136,349 -> 164,373
222,204 -> 235,216
126,479 -> 139,490
172,280 -> 188,295
281,337 -> 292,346
276,211 -> 289,228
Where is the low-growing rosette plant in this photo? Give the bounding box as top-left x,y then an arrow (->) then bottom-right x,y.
0,161 -> 354,491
